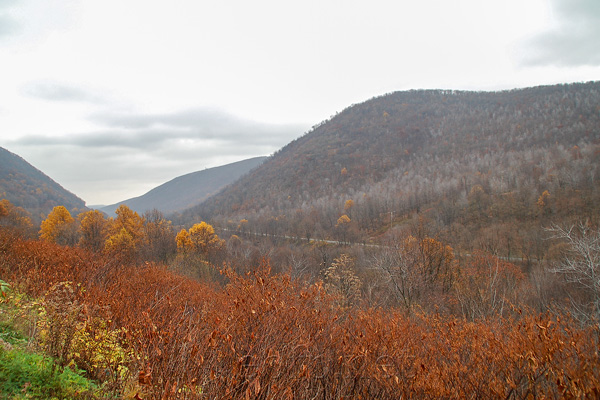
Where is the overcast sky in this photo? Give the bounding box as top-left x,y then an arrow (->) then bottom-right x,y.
1,0 -> 599,206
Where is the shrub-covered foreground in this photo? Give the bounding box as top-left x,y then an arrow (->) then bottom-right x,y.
0,229 -> 599,399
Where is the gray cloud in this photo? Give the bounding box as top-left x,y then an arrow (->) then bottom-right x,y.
0,0 -> 18,8
22,81 -> 107,104
521,0 -> 600,66
9,107 -> 309,204
91,109 -> 237,129
12,127 -> 283,152
88,108 -> 308,146
0,0 -> 19,38
0,14 -> 18,36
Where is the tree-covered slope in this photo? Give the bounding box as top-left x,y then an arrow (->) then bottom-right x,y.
102,156 -> 266,215
182,82 -> 600,253
0,147 -> 86,223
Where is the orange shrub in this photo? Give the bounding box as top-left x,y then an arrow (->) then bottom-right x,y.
1,228 -> 599,399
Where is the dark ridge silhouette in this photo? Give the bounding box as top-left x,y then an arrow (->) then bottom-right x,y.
101,156 -> 267,215
0,146 -> 87,222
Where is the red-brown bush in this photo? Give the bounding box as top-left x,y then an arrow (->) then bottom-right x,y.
1,229 -> 598,399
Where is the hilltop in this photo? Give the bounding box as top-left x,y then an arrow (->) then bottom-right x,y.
0,147 -> 86,223
101,156 -> 266,215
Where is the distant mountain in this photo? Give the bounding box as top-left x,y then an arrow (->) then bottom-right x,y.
183,82 -> 600,256
101,157 -> 267,215
0,147 -> 87,222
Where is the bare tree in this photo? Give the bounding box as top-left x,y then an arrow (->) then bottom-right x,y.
372,247 -> 420,311
547,223 -> 600,324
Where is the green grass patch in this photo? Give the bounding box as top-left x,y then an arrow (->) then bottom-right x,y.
0,322 -> 28,347
0,283 -> 100,399
0,345 -> 97,399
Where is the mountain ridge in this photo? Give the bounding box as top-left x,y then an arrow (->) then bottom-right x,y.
180,82 -> 600,256
101,156 -> 267,215
0,146 -> 87,222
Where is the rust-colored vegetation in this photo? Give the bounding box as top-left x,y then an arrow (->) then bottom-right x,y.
1,225 -> 598,399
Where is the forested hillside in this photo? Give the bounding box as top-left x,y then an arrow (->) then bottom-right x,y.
0,147 -> 86,223
183,82 -> 600,259
101,156 -> 266,215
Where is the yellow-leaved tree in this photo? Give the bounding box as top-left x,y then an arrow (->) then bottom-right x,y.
105,205 -> 145,261
176,221 -> 224,255
39,206 -> 78,245
174,221 -> 225,281
78,210 -> 108,253
175,229 -> 191,250
344,199 -> 354,216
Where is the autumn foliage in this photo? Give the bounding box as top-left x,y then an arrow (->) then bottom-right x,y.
176,221 -> 224,255
78,209 -> 108,252
39,205 -> 77,245
3,82 -> 600,398
1,227 -> 599,399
